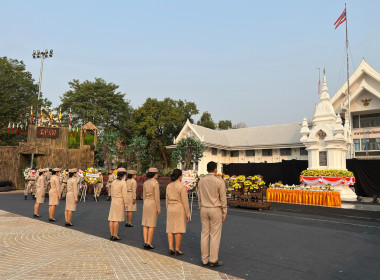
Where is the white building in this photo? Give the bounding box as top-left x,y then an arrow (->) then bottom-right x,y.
170,59 -> 380,174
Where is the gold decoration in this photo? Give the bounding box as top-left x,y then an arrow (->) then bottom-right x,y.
361,98 -> 372,106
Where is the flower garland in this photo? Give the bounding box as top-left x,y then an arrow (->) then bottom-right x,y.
301,169 -> 354,178
84,167 -> 100,185
181,170 -> 199,193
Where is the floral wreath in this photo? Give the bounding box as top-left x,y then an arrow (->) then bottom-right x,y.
181,170 -> 199,193
84,167 -> 100,185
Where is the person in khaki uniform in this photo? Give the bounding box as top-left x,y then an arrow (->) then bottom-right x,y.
108,168 -> 128,241
24,169 -> 38,200
142,167 -> 161,249
166,169 -> 191,256
33,169 -> 47,218
65,168 -> 78,226
198,161 -> 227,267
125,170 -> 138,227
48,168 -> 61,222
94,171 -> 103,201
106,169 -> 116,201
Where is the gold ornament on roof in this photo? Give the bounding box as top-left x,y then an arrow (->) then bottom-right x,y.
361,98 -> 372,106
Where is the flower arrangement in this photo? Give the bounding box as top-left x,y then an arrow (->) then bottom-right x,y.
301,169 -> 354,178
236,175 -> 246,182
23,168 -> 31,179
84,167 -> 100,185
232,183 -> 242,190
181,170 -> 199,193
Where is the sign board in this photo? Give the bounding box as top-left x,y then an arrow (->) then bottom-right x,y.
36,127 -> 60,139
319,151 -> 327,166
85,173 -> 100,178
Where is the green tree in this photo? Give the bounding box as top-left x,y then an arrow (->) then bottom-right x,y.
218,120 -> 232,130
59,78 -> 132,133
0,57 -> 51,146
171,138 -> 205,170
96,132 -> 119,170
197,111 -> 216,129
129,98 -> 198,169
126,136 -> 150,172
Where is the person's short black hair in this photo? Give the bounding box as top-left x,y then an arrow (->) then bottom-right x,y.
146,172 -> 157,179
117,171 -> 126,180
207,161 -> 217,173
170,169 -> 182,182
49,168 -> 53,172
127,174 -> 133,179
69,172 -> 74,178
52,170 -> 58,175
39,171 -> 43,176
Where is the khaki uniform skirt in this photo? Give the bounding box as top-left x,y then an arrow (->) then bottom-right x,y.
65,178 -> 78,211
126,178 -> 137,212
108,180 -> 128,222
49,175 -> 60,206
35,176 -> 45,204
141,179 -> 160,228
166,181 -> 191,233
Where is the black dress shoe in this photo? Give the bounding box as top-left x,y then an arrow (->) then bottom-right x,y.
48,218 -> 56,222
125,223 -> 134,227
169,249 -> 174,255
175,250 -> 184,256
113,236 -> 121,241
209,261 -> 223,267
201,262 -> 209,266
65,223 -> 73,227
143,243 -> 147,249
110,236 -> 115,241
145,244 -> 154,249
33,214 -> 40,218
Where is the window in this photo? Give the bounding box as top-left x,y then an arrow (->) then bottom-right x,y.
211,148 -> 217,155
354,113 -> 380,128
361,138 -> 380,150
300,147 -> 308,155
230,150 -> 239,157
353,115 -> 359,129
262,149 -> 272,156
353,139 -> 360,151
221,150 -> 227,157
245,150 -> 255,157
280,148 -> 291,156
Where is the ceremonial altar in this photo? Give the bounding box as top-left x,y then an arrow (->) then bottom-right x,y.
267,186 -> 341,207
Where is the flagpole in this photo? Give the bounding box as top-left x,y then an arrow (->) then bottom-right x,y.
344,3 -> 353,159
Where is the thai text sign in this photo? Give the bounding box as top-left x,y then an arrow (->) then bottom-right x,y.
37,127 -> 60,138
85,173 -> 100,178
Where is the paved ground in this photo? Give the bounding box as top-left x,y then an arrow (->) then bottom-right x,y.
1,191 -> 380,280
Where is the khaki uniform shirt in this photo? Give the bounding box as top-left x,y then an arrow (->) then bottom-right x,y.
198,173 -> 227,217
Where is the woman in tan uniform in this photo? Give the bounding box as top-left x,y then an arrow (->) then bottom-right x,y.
33,169 -> 47,218
108,168 -> 128,241
142,167 -> 161,249
48,168 -> 61,222
65,168 -> 78,226
166,169 -> 191,256
125,170 -> 137,227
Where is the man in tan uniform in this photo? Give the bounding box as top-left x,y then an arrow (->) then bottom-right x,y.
94,171 -> 103,201
198,161 -> 227,267
60,170 -> 69,200
106,169 -> 116,201
24,169 -> 38,200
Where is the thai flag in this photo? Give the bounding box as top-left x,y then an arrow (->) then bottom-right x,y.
334,8 -> 346,29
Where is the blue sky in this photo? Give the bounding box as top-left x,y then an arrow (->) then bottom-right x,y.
1,0 -> 379,127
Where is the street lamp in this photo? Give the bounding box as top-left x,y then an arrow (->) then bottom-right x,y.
31,49 -> 53,168
32,49 -> 53,100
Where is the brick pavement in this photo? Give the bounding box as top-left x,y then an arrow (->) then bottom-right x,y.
0,210 -> 242,280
